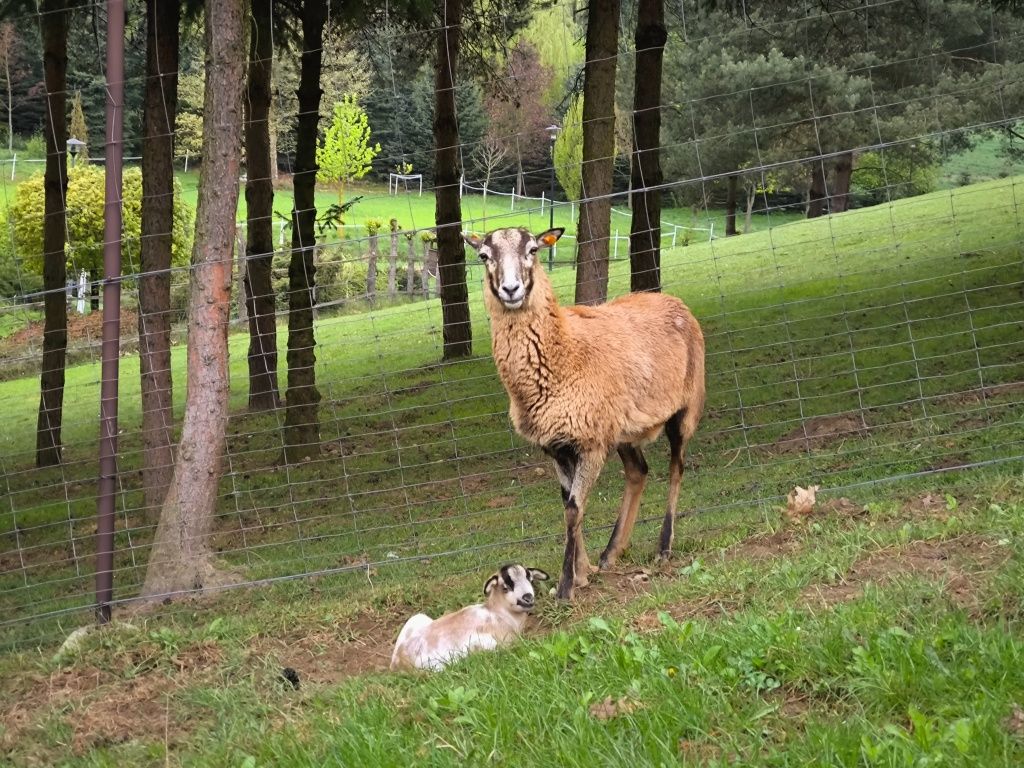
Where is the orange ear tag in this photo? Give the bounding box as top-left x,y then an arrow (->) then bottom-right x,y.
541,234 -> 557,246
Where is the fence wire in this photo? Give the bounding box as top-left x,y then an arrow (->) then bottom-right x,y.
0,0 -> 1023,649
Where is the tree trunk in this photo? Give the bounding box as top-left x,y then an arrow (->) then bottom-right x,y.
90,268 -> 100,311
36,0 -> 69,468
244,0 -> 280,411
628,0 -> 664,293
744,182 -> 756,234
832,151 -> 854,213
269,99 -> 278,184
433,0 -> 471,358
4,33 -> 11,153
575,0 -> 620,306
725,173 -> 738,236
807,159 -> 827,218
141,0 -> 245,599
388,221 -> 398,297
138,0 -> 180,514
282,0 -> 327,463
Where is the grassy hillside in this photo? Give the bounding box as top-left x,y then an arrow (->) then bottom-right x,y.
0,175 -> 1021,764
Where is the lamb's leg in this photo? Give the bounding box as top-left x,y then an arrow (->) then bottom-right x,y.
599,445 -> 648,570
658,409 -> 689,560
557,450 -> 604,600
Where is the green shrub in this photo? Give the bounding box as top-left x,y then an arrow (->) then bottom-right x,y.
9,165 -> 194,279
23,133 -> 45,158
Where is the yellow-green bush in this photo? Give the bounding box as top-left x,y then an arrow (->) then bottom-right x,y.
9,165 -> 194,278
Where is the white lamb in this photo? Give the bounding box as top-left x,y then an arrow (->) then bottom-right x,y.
390,564 -> 549,671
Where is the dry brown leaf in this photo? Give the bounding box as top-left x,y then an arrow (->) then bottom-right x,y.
589,696 -> 640,720
1005,704 -> 1024,735
628,569 -> 651,584
786,485 -> 820,522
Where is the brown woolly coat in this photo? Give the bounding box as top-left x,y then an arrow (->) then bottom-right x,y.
484,264 -> 705,453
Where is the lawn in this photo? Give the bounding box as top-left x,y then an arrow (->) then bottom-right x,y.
0,175 -> 1021,765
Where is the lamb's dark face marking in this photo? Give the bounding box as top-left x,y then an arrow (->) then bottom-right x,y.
483,563 -> 550,613
464,228 -> 564,310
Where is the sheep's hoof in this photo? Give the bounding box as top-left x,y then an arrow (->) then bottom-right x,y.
555,583 -> 575,601
598,555 -> 616,571
654,550 -> 673,565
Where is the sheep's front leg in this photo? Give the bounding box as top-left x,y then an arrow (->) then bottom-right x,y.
556,450 -> 604,600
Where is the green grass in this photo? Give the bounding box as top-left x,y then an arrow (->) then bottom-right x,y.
0,175 -> 1022,764
173,171 -> 796,248
1,471 -> 1022,765
939,133 -> 1024,189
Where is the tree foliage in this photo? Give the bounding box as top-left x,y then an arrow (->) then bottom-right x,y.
68,89 -> 89,158
10,166 -> 193,276
658,0 -> 1024,212
315,94 -> 381,196
554,93 -> 583,201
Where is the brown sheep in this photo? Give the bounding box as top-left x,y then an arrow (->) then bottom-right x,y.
464,227 -> 705,600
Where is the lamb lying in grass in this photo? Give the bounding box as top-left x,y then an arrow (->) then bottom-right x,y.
390,564 -> 549,671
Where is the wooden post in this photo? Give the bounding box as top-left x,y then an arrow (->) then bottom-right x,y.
367,230 -> 379,301
406,234 -> 416,295
388,218 -> 399,298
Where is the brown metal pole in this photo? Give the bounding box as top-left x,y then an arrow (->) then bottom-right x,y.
96,0 -> 124,624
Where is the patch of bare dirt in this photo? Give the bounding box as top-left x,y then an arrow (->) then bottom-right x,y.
632,595 -> 737,632
941,381 -> 1024,406
771,413 -> 868,454
577,565 -> 659,608
0,308 -> 139,354
68,674 -> 179,754
820,497 -> 867,517
1,640 -> 222,757
724,530 -> 799,563
256,611 -> 400,685
484,494 -> 519,509
800,537 -> 1007,610
901,492 -> 951,519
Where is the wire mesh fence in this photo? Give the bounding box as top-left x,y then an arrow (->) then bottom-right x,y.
0,0 -> 1023,651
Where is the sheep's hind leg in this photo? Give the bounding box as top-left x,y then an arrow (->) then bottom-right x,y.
599,444 -> 648,570
556,450 -> 604,600
657,409 -> 689,561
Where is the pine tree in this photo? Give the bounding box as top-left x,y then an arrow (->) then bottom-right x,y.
316,94 -> 380,202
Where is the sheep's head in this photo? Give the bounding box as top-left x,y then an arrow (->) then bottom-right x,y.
483,563 -> 549,613
464,227 -> 564,310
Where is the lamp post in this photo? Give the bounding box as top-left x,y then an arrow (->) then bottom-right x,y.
546,124 -> 560,270
67,137 -> 86,167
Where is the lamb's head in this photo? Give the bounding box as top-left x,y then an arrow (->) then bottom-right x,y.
464,227 -> 564,310
483,563 -> 550,613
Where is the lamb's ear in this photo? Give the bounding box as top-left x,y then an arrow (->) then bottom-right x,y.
463,231 -> 484,251
483,574 -> 500,595
535,228 -> 564,248
526,568 -> 550,583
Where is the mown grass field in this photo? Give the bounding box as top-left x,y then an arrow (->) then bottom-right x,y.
0,175 -> 1022,765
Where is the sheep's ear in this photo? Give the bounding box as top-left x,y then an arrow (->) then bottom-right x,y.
535,228 -> 564,248
483,574 -> 500,595
463,231 -> 484,251
526,568 -> 550,583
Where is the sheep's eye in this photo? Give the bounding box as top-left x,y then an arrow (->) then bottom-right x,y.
528,247 -> 538,256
